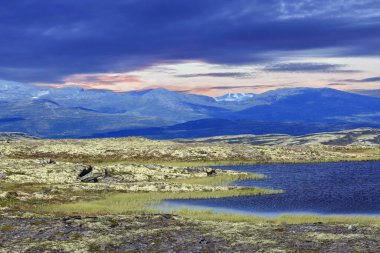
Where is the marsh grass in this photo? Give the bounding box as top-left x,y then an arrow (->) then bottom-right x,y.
170,173 -> 265,186
40,166 -> 380,226
175,209 -> 380,225
46,187 -> 277,215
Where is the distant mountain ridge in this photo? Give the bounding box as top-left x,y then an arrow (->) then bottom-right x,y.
0,132 -> 38,141
1,80 -> 380,138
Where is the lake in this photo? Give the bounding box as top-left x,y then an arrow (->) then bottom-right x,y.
160,161 -> 380,216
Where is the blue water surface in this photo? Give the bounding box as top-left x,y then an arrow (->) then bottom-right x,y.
162,161 -> 380,216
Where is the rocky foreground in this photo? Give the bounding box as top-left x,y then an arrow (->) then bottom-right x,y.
1,213 -> 379,253
1,137 -> 380,252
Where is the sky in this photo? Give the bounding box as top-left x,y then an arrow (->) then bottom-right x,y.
1,0 -> 380,96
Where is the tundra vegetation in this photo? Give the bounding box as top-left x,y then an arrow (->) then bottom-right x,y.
1,136 -> 380,252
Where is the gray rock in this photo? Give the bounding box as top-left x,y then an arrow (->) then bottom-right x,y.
39,158 -> 56,164
0,172 -> 6,180
80,176 -> 99,183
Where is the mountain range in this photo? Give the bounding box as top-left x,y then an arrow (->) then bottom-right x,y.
1,80 -> 380,138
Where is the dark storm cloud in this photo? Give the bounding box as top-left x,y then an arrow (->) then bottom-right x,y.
264,63 -> 361,73
343,76 -> 380,82
1,0 -> 380,83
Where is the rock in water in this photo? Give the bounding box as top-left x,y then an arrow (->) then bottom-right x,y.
206,168 -> 217,176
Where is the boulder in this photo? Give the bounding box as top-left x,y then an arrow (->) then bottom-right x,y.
104,169 -> 111,177
205,168 -> 217,176
77,165 -> 93,178
74,165 -> 99,183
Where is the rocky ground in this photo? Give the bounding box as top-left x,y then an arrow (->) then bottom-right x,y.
1,213 -> 379,252
1,137 -> 380,252
177,128 -> 380,146
1,136 -> 380,163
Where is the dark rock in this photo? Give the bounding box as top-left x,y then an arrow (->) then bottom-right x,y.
5,191 -> 18,198
104,169 -> 111,177
78,166 -> 93,178
206,168 -> 217,176
62,216 -> 82,223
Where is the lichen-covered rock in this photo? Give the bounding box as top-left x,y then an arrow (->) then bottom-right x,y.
39,158 -> 56,164
0,214 -> 379,253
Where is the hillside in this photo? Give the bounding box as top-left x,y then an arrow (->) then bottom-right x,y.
176,128 -> 380,146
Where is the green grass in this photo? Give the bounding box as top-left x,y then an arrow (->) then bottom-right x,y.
40,167 -> 380,226
45,187 -> 278,215
45,192 -> 380,225
0,225 -> 13,232
175,209 -> 380,225
44,172 -> 274,215
170,173 -> 265,186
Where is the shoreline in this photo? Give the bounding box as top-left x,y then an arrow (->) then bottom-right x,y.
1,138 -> 380,251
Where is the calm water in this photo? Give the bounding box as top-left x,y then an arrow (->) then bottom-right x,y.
161,161 -> 380,216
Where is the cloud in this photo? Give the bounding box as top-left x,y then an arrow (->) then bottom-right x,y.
175,84 -> 280,94
0,0 -> 379,83
176,72 -> 252,79
343,76 -> 380,82
66,74 -> 142,85
327,82 -> 352,86
263,62 -> 360,73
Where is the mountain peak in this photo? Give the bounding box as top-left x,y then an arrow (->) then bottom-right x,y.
215,93 -> 256,102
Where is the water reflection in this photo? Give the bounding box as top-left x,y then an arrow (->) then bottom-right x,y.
161,161 -> 380,216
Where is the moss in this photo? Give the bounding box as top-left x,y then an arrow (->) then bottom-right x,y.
1,225 -> 13,232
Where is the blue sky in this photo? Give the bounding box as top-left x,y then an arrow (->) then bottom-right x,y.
1,0 -> 380,95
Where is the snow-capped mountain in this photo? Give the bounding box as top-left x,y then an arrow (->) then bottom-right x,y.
215,93 -> 255,102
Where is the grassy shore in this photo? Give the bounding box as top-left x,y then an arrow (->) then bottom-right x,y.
176,209 -> 380,225
45,173 -> 278,215
170,173 -> 265,186
43,171 -> 380,226
47,187 -> 277,215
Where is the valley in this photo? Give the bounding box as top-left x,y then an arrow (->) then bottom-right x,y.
1,135 -> 380,252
